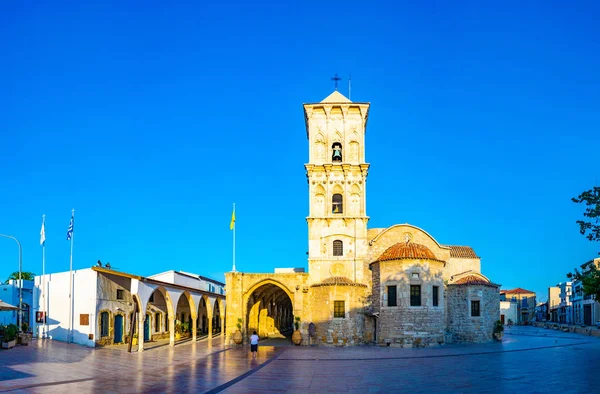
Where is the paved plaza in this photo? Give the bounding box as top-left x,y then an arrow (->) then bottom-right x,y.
1,326 -> 599,393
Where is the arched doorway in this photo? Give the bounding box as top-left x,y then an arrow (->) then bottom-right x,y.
245,282 -> 293,340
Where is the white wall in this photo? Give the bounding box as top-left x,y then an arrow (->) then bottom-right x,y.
36,269 -> 98,347
500,301 -> 517,324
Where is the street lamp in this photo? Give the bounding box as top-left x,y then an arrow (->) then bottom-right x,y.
0,234 -> 23,331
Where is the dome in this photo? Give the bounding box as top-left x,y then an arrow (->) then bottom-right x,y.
450,274 -> 498,288
377,241 -> 442,263
310,276 -> 367,288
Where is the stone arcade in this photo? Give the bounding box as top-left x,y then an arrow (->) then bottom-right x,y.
226,91 -> 499,347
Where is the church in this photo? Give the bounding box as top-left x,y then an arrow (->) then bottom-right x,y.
225,90 -> 500,347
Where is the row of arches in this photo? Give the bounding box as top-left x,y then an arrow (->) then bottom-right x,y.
99,285 -> 224,351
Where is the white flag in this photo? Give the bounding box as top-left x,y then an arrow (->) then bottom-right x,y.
40,221 -> 46,246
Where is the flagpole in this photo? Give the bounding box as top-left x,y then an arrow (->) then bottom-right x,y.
68,209 -> 74,343
232,203 -> 236,272
42,214 -> 46,338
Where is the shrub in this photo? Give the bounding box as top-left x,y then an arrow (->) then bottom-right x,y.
494,320 -> 504,333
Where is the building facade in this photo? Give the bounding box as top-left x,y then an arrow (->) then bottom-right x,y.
0,279 -> 34,328
557,281 -> 572,324
226,91 -> 500,347
572,258 -> 600,326
500,288 -> 536,324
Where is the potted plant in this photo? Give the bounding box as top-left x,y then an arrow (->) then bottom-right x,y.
232,318 -> 243,344
292,316 -> 302,345
1,324 -> 18,349
19,322 -> 32,346
493,320 -> 504,341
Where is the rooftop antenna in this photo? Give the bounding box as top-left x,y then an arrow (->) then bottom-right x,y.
348,74 -> 352,100
331,73 -> 342,91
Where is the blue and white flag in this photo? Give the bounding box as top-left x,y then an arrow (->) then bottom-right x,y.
66,214 -> 74,241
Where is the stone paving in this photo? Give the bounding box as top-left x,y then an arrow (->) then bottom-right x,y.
1,326 -> 599,393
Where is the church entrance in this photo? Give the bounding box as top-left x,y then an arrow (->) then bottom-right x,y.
246,282 -> 294,344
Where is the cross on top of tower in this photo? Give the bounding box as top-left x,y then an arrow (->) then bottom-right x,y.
331,73 -> 342,90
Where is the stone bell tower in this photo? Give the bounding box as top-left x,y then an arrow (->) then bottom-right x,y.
303,91 -> 370,285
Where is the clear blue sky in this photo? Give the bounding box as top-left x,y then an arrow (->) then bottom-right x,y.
1,1 -> 598,301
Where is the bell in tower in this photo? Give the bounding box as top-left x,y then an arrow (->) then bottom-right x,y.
332,142 -> 342,162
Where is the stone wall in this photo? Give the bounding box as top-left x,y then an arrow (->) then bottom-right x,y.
446,284 -> 499,343
372,258 -> 445,347
305,284 -> 368,346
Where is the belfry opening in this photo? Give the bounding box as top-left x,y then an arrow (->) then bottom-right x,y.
246,283 -> 293,340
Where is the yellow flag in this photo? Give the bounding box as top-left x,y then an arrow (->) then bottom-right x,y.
230,210 -> 236,230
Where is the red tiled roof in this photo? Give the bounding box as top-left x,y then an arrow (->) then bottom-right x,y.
452,275 -> 498,288
377,242 -> 443,263
311,276 -> 367,288
443,245 -> 479,259
501,287 -> 535,295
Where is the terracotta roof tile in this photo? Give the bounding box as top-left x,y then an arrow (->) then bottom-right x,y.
311,276 -> 367,288
501,287 -> 535,295
376,242 -> 443,263
443,245 -> 479,259
452,275 -> 498,288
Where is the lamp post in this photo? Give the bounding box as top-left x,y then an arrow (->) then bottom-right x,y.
0,234 -> 23,331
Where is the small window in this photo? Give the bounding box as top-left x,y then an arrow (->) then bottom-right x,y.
149,293 -> 155,303
181,312 -> 185,323
334,300 -> 345,318
410,285 -> 421,306
387,286 -> 397,307
471,300 -> 481,317
116,289 -> 124,300
332,194 -> 343,213
155,312 -> 161,332
100,311 -> 109,337
433,286 -> 439,307
80,314 -> 90,326
333,240 -> 343,256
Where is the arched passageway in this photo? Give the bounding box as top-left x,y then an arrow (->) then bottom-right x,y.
246,283 -> 293,339
212,300 -> 222,334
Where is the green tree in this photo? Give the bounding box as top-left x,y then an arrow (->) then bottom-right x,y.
5,271 -> 35,283
572,186 -> 600,244
568,186 -> 600,300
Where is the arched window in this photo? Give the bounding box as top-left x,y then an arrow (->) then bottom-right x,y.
332,142 -> 342,162
100,311 -> 109,337
332,194 -> 343,213
333,240 -> 343,256
155,312 -> 161,332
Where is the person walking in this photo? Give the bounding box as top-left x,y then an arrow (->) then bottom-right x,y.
250,331 -> 259,358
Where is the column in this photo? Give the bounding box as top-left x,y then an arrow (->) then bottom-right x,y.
137,312 -> 145,352
208,314 -> 213,340
192,316 -> 197,341
169,316 -> 175,346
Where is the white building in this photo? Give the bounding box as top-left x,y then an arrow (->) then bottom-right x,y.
556,281 -> 572,324
571,258 -> 600,327
500,301 -> 517,325
0,279 -> 34,329
33,266 -> 225,350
